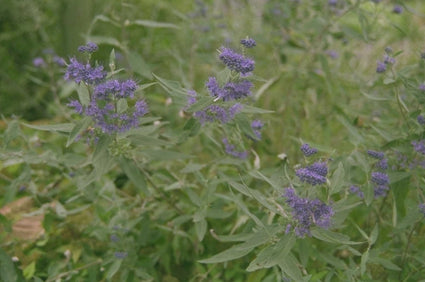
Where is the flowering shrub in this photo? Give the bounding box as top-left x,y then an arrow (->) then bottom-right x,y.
1,1 -> 425,281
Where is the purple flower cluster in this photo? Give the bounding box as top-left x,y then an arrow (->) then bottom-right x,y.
283,187 -> 334,237
65,57 -> 106,85
376,61 -> 387,73
367,150 -> 385,160
206,77 -> 253,101
301,143 -> 318,157
349,185 -> 364,199
251,120 -> 264,140
376,49 -> 396,73
412,140 -> 425,155
194,103 -> 242,124
219,47 -> 255,75
417,115 -> 425,125
296,161 -> 328,185
94,79 -> 138,100
66,43 -> 148,135
419,84 -> 425,92
222,138 -> 248,159
240,38 -> 256,48
78,42 -> 99,53
419,203 -> 425,216
393,5 -> 403,14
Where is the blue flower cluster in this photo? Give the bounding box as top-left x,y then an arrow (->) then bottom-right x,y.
296,161 -> 328,185
349,185 -> 364,199
412,140 -> 425,155
219,47 -> 255,75
206,77 -> 253,101
65,43 -> 148,135
376,48 -> 395,73
367,150 -> 390,197
240,38 -> 256,48
222,138 -> 248,159
300,143 -> 318,157
283,187 -> 334,238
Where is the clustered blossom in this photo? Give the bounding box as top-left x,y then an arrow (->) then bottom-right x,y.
417,115 -> 425,125
376,61 -> 387,73
296,161 -> 328,185
419,84 -> 425,92
33,57 -> 46,67
64,57 -> 107,85
240,38 -> 256,48
251,120 -> 264,140
367,150 -> 390,197
194,103 -> 242,124
66,43 -> 148,135
283,187 -> 334,237
219,47 -> 255,75
412,140 -> 425,155
367,150 -> 385,160
206,77 -> 253,101
419,203 -> 425,216
376,48 -> 396,73
349,185 -> 364,199
78,42 -> 99,53
222,138 -> 248,159
393,5 -> 403,14
301,143 -> 318,157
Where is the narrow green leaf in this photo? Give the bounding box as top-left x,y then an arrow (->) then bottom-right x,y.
278,253 -> 304,281
119,158 -> 150,195
92,135 -> 114,178
87,36 -> 124,49
311,228 -> 361,245
186,96 -> 215,112
0,247 -> 17,282
141,149 -> 191,161
22,123 -> 74,133
131,19 -> 180,29
106,260 -> 122,280
370,224 -> 378,245
240,105 -> 274,114
369,257 -> 401,271
198,244 -> 254,264
330,162 -> 345,193
246,234 -> 295,271
77,84 -> 90,106
195,218 -> 207,242
109,48 -> 116,71
361,91 -> 391,101
66,117 -> 92,147
128,52 -> 152,79
360,250 -> 369,276
23,261 -> 36,280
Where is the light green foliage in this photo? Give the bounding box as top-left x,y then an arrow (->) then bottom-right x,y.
2,0 -> 425,281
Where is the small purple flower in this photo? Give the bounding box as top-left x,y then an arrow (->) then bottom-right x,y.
283,187 -> 334,238
94,79 -> 137,99
53,56 -> 66,66
328,0 -> 337,6
240,38 -> 256,48
67,100 -> 83,114
114,252 -> 128,259
251,120 -> 264,140
374,185 -> 389,198
78,42 -> 99,53
222,138 -> 248,159
325,50 -> 339,59
300,143 -> 318,157
296,168 -> 326,186
376,158 -> 388,170
393,5 -> 403,14
417,115 -> 425,125
419,203 -> 425,216
412,140 -> 425,155
419,84 -> 425,92
367,150 -> 385,160
383,54 -> 396,65
33,57 -> 46,67
64,57 -> 106,85
307,162 -> 328,177
219,47 -> 255,74
110,234 -> 120,242
376,61 -> 386,73
349,185 -> 364,199
371,172 -> 389,186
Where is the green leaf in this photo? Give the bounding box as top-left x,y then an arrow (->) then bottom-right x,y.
92,135 -> 114,178
240,105 -> 274,114
278,253 -> 304,281
131,19 -> 180,29
360,250 -> 369,276
128,52 -> 152,79
118,158 -> 150,195
246,234 -> 295,271
66,117 -> 92,147
0,247 -> 17,282
180,163 -> 205,173
194,218 -> 207,242
186,96 -> 215,112
330,162 -> 345,193
336,115 -> 364,145
369,257 -> 401,271
311,228 -> 361,245
23,261 -> 36,280
22,122 -> 74,133
141,149 -> 191,161
109,48 -> 116,71
128,134 -> 172,147
106,260 -> 122,280
87,36 -> 124,50
370,224 -> 378,245
361,91 -> 391,101
198,244 -> 254,264
152,73 -> 187,98
77,84 -> 90,106
117,99 -> 128,113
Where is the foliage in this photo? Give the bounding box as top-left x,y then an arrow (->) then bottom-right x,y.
2,0 -> 425,281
